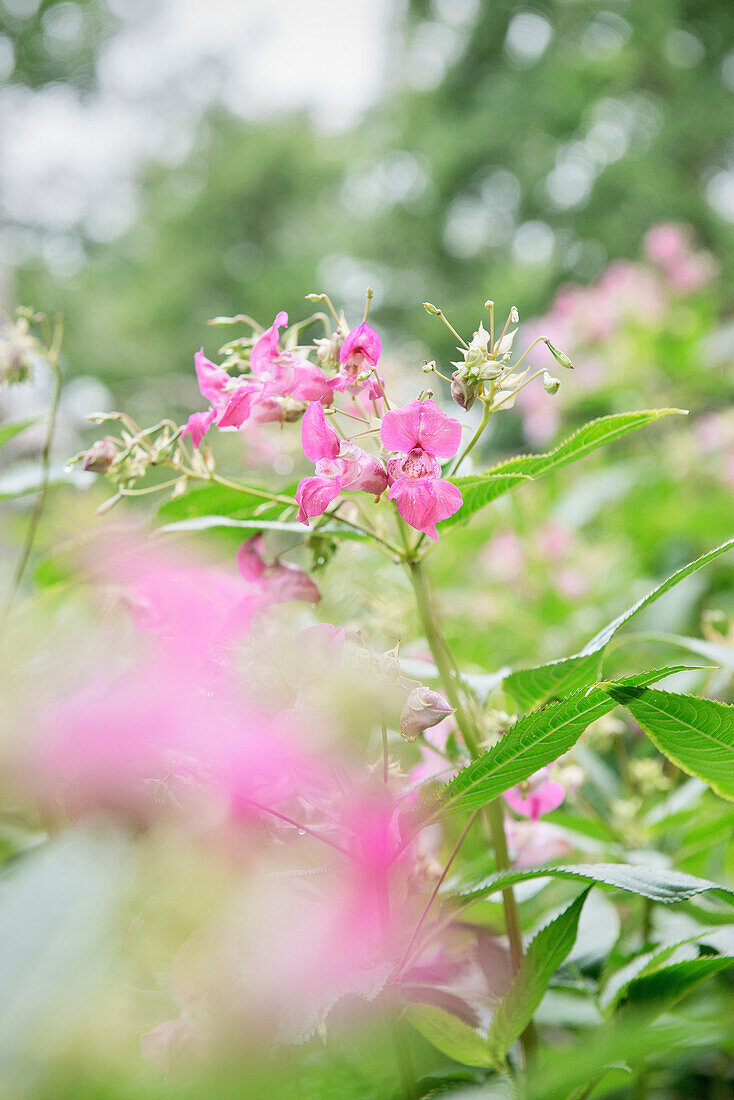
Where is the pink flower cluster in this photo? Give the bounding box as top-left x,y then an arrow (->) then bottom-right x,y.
183,312 -> 333,446
182,309 -> 465,541
517,223 -> 718,446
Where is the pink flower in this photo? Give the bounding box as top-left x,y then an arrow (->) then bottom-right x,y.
505,819 -> 574,868
503,766 -> 565,822
236,536 -> 321,605
295,402 -> 388,525
333,322 -> 384,398
183,314 -> 333,446
251,311 -> 334,407
380,399 -> 463,540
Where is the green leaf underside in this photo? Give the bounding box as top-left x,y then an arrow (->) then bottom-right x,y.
487,889 -> 589,1064
404,1004 -> 494,1068
450,863 -> 734,908
440,668 -> 695,814
156,517 -> 367,539
504,536 -> 734,711
605,687 -> 734,801
442,409 -> 685,529
0,419 -> 37,451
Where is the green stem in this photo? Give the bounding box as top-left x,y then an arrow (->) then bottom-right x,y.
400,533 -> 532,1056
1,358 -> 62,628
449,396 -> 493,478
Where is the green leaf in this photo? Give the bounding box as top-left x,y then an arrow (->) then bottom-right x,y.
488,890 -> 589,1064
440,668 -> 694,814
604,687 -> 734,801
450,863 -> 734,908
156,482 -> 294,524
600,937 -> 702,1013
442,409 -> 685,529
621,956 -> 734,1014
504,536 -> 734,711
0,418 -> 37,450
404,1004 -> 494,1068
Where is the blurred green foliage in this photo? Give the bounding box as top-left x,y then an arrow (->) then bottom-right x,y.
6,0 -> 734,401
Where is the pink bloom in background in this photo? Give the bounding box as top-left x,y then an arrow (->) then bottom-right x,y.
503,766 -> 565,822
480,529 -> 525,584
505,819 -> 574,868
237,536 -> 321,605
333,322 -> 384,399
380,399 -> 463,540
296,401 -> 388,524
25,662 -> 314,823
644,222 -> 717,293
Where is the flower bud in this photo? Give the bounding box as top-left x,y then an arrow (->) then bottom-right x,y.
81,437 -> 118,473
509,307 -> 519,324
399,686 -> 453,742
544,340 -> 574,369
451,372 -> 477,411
423,302 -> 440,316
542,371 -> 560,395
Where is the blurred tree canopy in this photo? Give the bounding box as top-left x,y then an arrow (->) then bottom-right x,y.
9,0 -> 734,399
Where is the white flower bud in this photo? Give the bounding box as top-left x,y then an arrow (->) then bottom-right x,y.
399,686 -> 454,742
542,371 -> 560,395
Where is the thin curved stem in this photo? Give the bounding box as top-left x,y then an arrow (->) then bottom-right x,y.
397,810 -> 478,974
246,801 -> 355,861
1,359 -> 62,628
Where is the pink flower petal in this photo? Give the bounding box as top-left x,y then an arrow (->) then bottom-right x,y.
301,401 -> 340,463
181,408 -> 216,448
251,311 -> 288,374
380,399 -> 462,460
193,349 -> 229,410
290,360 -> 334,404
340,322 -> 381,367
295,475 -> 342,524
388,476 -> 462,540
217,383 -> 261,429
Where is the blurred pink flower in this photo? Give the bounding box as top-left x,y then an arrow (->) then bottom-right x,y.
381,399 -> 463,540
236,536 -> 321,605
480,530 -> 524,584
503,766 -> 565,822
505,818 -> 574,868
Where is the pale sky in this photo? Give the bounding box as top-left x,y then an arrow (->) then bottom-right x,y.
0,0 -> 397,245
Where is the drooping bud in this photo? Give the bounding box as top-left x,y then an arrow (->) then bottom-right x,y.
81,437 -> 118,473
422,360 -> 436,374
544,340 -> 574,369
399,686 -> 454,742
542,371 -> 560,395
423,302 -> 440,316
509,306 -> 519,324
451,371 -> 478,411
